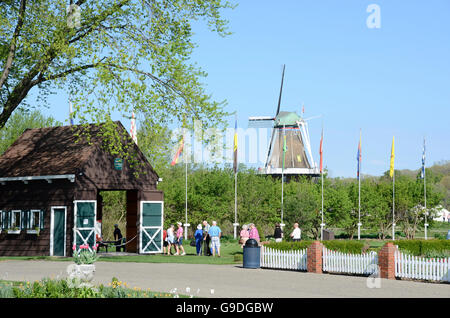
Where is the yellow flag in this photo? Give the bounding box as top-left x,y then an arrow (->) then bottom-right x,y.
389,136 -> 395,178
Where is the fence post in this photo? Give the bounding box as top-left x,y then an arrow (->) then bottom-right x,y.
378,242 -> 396,280
307,241 -> 323,274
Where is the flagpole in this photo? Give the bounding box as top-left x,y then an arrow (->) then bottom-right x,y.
233,114 -> 239,239
281,125 -> 286,225
319,123 -> 324,241
424,137 -> 428,240
392,170 -> 395,241
358,129 -> 362,241
321,168 -> 324,241
320,129 -> 324,241
183,128 -> 189,240
234,172 -> 237,239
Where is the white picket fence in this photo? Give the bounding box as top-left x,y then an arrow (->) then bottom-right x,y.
395,250 -> 450,282
260,246 -> 307,271
322,247 -> 378,275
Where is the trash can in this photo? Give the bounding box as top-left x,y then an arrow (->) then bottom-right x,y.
323,229 -> 335,240
243,239 -> 260,269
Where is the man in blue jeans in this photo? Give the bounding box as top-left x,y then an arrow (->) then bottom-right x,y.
208,221 -> 222,257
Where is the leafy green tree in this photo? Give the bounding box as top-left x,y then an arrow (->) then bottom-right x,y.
0,0 -> 234,171
0,108 -> 61,155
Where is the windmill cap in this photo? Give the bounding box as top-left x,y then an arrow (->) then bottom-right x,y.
275,111 -> 301,127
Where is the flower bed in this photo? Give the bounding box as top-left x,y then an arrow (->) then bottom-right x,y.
0,278 -> 184,298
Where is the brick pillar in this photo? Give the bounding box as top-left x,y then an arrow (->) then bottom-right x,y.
378,242 -> 396,280
307,241 -> 323,274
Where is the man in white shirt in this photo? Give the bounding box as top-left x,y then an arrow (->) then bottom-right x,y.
290,223 -> 301,242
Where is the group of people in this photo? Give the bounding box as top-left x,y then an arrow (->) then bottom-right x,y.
163,220 -> 223,257
163,222 -> 186,256
238,223 -> 260,247
238,222 -> 302,246
272,222 -> 302,242
162,221 -> 302,256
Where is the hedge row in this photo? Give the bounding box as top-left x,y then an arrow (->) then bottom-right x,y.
393,240 -> 450,257
264,240 -> 366,254
264,239 -> 450,256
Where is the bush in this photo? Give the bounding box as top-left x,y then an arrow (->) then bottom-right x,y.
264,240 -> 313,251
394,239 -> 450,257
265,240 -> 366,254
322,240 -> 366,254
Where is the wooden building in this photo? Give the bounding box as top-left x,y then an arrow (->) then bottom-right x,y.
0,122 -> 163,256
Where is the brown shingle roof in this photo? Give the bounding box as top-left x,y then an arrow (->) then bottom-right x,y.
0,123 -> 110,177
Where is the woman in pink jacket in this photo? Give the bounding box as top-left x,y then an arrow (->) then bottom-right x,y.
248,223 -> 260,243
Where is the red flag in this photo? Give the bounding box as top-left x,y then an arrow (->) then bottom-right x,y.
171,136 -> 184,166
319,128 -> 323,174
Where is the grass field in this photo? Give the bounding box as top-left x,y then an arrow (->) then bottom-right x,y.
0,240 -> 244,265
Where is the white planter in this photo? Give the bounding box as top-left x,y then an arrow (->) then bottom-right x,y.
7,229 -> 21,234
66,264 -> 96,287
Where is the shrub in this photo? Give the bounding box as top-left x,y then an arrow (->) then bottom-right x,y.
322,240 -> 366,254
264,240 -> 313,251
394,239 -> 450,257
265,240 -> 366,254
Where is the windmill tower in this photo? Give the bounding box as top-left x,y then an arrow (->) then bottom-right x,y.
248,65 -> 320,178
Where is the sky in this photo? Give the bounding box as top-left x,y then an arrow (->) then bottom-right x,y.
35,0 -> 450,178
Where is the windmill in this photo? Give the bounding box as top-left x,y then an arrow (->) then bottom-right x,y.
248,65 -> 320,178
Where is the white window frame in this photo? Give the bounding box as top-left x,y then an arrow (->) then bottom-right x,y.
50,206 -> 67,257
8,210 -> 21,234
26,210 -> 42,233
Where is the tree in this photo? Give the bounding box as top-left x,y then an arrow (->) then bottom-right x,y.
0,108 -> 61,155
0,0 -> 234,170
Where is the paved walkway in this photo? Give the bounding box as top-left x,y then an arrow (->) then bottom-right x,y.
0,260 -> 449,298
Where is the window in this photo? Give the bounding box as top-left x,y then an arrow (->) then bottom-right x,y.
28,210 -> 41,230
11,210 -> 21,230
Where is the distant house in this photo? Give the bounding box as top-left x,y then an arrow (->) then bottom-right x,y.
432,206 -> 450,222
0,122 -> 163,256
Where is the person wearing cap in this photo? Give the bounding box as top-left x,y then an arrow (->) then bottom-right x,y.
113,224 -> 123,252
208,221 -> 222,257
194,224 -> 204,256
175,222 -> 186,255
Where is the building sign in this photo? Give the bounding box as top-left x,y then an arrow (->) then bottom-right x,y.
114,158 -> 123,171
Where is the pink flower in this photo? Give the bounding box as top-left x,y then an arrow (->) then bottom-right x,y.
72,244 -> 76,251
93,246 -> 97,251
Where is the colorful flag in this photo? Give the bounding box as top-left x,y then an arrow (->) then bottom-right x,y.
130,112 -> 137,145
389,136 -> 395,178
421,138 -> 425,179
319,128 -> 323,174
233,117 -> 238,174
357,132 -> 362,180
302,103 -> 305,115
282,128 -> 287,170
69,99 -> 74,125
171,136 -> 184,166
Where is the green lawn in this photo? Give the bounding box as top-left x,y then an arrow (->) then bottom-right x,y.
0,240 -> 244,265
